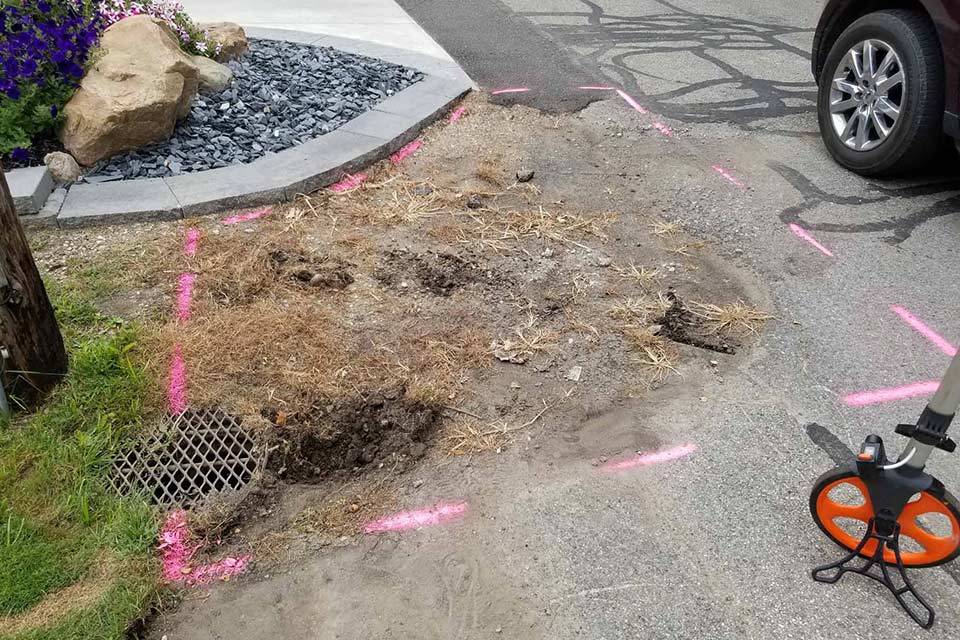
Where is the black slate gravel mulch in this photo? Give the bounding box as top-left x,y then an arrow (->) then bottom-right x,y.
87,39 -> 422,181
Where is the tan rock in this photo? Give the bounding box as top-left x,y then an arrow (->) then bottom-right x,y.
42,152 -> 82,183
59,15 -> 199,166
201,22 -> 248,61
191,55 -> 233,93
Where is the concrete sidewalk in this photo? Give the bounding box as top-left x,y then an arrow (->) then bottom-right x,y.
179,0 -> 455,61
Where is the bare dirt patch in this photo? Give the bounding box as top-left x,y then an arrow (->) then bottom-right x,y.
374,249 -> 501,296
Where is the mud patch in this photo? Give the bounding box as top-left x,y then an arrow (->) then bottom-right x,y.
268,395 -> 441,483
375,249 -> 500,296
656,289 -> 736,354
270,249 -> 354,290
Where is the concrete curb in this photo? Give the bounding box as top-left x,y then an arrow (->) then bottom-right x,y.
7,166 -> 54,215
20,28 -> 471,228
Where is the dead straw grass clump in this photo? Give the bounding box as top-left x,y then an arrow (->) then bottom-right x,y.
621,326 -> 679,381
607,292 -> 671,324
689,301 -> 772,336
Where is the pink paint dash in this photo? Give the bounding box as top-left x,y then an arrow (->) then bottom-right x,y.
168,345 -> 188,415
616,89 -> 648,114
711,165 -> 746,190
490,87 -> 530,95
330,172 -> 368,193
448,106 -> 467,123
579,85 -> 615,90
890,305 -> 957,357
600,443 -> 697,473
843,380 -> 940,407
362,501 -> 468,534
183,227 -> 201,257
160,511 -> 250,586
175,272 -> 196,323
221,207 -> 271,225
652,121 -> 674,137
788,223 -> 834,257
390,139 -> 422,164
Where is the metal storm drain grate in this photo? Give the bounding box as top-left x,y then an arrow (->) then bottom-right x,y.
110,409 -> 262,507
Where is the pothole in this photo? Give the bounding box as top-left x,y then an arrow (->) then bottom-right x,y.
110,409 -> 263,507
374,249 -> 500,296
655,289 -> 737,354
269,249 -> 354,290
266,394 -> 441,483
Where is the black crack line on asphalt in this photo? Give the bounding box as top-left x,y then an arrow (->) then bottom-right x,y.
805,422 -> 960,587
516,0 -> 816,128
770,161 -> 960,245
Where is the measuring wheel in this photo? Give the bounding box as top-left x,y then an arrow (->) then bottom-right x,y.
811,467 -> 960,568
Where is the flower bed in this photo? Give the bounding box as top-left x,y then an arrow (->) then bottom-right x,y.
0,0 -> 216,167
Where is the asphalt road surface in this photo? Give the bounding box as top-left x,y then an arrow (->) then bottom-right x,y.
399,0 -> 960,636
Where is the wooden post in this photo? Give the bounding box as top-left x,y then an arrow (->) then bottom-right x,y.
0,165 -> 67,407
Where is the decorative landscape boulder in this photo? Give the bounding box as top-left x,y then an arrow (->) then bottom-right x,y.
201,22 -> 248,62
191,55 -> 233,93
42,152 -> 82,183
59,15 -> 200,166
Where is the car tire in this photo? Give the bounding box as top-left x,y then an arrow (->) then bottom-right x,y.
817,9 -> 945,176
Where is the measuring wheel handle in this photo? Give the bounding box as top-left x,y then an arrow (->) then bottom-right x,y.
809,350 -> 960,628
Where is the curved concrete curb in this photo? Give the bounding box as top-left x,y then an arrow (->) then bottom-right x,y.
30,29 -> 471,228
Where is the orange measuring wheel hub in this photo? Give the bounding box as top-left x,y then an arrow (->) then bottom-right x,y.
813,475 -> 960,567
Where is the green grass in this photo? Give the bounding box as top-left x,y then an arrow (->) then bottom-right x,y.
0,280 -> 159,638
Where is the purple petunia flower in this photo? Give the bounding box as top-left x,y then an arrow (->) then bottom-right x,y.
10,148 -> 30,163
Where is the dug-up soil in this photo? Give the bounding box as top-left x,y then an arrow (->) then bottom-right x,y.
31,94 -> 769,585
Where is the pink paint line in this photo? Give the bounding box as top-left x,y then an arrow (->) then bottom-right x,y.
448,106 -> 467,123
890,305 -> 957,357
711,165 -> 746,190
168,345 -> 188,415
579,85 -> 615,90
652,121 -> 674,137
490,87 -> 530,95
330,172 -> 368,193
843,380 -> 940,407
183,227 -> 200,257
616,89 -> 648,114
600,443 -> 697,473
390,139 -> 422,164
175,272 -> 196,323
788,223 -> 834,257
160,511 -> 250,586
221,207 -> 271,225
362,501 -> 468,534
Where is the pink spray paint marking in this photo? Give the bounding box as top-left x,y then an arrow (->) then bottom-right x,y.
616,89 -> 648,114
600,443 -> 697,473
843,380 -> 940,407
788,223 -> 834,257
330,172 -> 368,193
652,121 -> 674,137
579,85 -> 615,90
221,207 -> 271,225
168,345 -> 188,415
390,139 -> 422,164
490,87 -> 530,95
175,272 -> 196,323
183,227 -> 201,257
711,165 -> 746,190
890,305 -> 957,357
362,501 -> 468,534
448,106 -> 467,123
159,511 -> 250,586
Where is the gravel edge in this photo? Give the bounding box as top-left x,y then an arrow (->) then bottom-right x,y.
17,29 -> 471,228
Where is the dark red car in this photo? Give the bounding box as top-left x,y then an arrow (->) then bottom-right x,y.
813,0 -> 959,175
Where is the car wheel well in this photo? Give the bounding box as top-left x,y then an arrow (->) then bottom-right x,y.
814,0 -> 931,79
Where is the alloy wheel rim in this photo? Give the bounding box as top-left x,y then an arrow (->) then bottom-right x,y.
829,38 -> 905,152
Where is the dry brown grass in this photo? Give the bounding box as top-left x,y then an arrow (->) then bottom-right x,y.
621,326 -> 679,381
444,402 -> 550,455
650,220 -> 682,237
490,314 -> 560,363
613,262 -> 659,290
476,158 -> 505,186
689,301 -> 772,336
608,293 -> 671,323
461,207 -> 616,253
